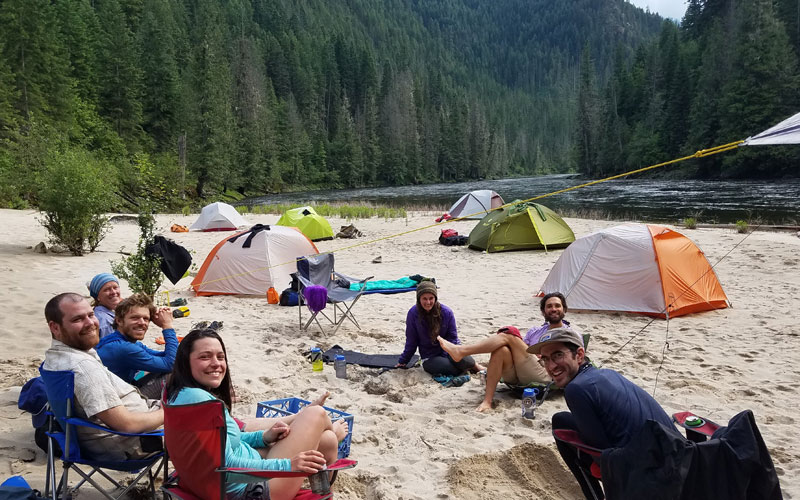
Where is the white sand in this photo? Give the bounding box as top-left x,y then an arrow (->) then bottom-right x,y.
0,208 -> 798,499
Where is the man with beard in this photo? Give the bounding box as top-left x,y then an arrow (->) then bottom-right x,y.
439,292 -> 574,412
95,293 -> 177,399
42,293 -> 163,461
530,327 -> 676,500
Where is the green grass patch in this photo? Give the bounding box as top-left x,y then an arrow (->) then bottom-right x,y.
683,217 -> 697,229
735,220 -> 749,233
239,203 -> 407,219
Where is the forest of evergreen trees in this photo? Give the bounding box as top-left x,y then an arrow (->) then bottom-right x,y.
0,0 -> 797,210
576,0 -> 800,179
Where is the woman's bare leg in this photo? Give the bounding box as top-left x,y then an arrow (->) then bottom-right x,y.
263,405 -> 330,500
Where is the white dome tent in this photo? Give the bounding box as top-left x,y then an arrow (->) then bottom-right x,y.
189,202 -> 248,231
192,224 -> 319,296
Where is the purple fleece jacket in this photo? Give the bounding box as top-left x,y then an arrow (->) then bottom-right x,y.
398,304 -> 459,365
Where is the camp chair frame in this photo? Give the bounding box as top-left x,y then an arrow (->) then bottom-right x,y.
296,253 -> 373,335
162,399 -> 357,500
552,428 -> 604,500
39,367 -> 166,500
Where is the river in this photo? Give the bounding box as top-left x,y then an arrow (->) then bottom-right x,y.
243,175 -> 800,224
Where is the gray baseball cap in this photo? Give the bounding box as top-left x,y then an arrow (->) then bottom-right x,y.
527,327 -> 584,354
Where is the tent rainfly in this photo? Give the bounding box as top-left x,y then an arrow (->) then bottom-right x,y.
468,201 -> 575,252
190,202 -> 248,232
538,224 -> 729,318
448,190 -> 505,219
276,206 -> 334,241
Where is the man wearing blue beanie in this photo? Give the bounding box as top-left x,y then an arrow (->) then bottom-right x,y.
88,273 -> 121,338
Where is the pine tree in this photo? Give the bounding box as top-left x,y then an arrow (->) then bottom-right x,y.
95,0 -> 144,149
575,45 -> 600,175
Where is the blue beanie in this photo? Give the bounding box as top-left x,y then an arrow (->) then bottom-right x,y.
89,273 -> 119,299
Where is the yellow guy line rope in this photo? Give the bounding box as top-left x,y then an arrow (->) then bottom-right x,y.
183,139 -> 746,291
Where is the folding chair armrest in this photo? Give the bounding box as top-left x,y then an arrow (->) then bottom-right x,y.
333,272 -> 372,284
552,429 -> 603,457
64,416 -> 164,438
672,411 -> 720,441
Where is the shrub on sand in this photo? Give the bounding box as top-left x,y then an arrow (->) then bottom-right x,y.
38,149 -> 111,256
111,209 -> 164,297
735,220 -> 749,234
684,217 -> 697,229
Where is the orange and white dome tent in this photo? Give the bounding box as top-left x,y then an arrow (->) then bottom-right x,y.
538,224 -> 729,318
192,224 -> 319,296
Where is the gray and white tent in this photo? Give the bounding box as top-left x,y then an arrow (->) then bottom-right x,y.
447,190 -> 505,220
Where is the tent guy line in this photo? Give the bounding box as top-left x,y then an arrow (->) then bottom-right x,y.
181,139 -> 742,292
181,110 -> 800,293
594,223 -> 758,398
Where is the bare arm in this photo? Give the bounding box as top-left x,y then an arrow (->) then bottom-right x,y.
94,405 -> 164,434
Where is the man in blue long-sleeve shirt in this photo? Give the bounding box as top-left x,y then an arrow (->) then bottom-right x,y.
529,328 -> 677,500
96,293 -> 178,399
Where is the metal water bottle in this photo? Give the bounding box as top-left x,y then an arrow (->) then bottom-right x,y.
522,388 -> 538,419
334,354 -> 347,379
310,347 -> 323,372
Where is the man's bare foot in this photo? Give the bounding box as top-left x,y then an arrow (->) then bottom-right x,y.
471,363 -> 486,373
475,401 -> 493,413
438,336 -> 465,362
311,391 -> 331,407
332,419 -> 349,441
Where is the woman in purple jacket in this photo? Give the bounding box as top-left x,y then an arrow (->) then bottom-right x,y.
395,281 -> 482,376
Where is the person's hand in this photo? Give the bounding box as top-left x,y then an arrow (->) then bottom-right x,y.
290,450 -> 326,473
152,307 -> 174,330
264,421 -> 290,443
394,363 -> 406,369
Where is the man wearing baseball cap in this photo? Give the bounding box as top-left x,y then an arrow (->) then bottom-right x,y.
529,328 -> 676,499
439,292 -> 572,412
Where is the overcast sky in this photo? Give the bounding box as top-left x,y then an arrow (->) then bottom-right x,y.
628,0 -> 687,20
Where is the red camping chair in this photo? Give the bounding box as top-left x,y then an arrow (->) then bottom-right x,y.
552,428 -> 604,479
162,400 -> 357,500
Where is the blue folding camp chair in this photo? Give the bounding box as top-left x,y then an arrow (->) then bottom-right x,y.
296,253 -> 373,335
39,366 -> 167,500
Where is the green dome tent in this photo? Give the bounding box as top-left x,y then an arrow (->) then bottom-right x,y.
276,206 -> 334,241
468,202 -> 575,252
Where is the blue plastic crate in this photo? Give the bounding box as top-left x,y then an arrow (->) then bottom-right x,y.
256,398 -> 353,458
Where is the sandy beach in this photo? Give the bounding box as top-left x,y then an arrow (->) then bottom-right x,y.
0,207 -> 798,499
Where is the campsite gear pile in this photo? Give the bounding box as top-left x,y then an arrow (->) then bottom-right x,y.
538,224 -> 729,318
192,224 -> 318,296
170,224 -> 188,233
468,201 -> 574,252
337,224 -> 363,238
189,202 -> 248,231
276,206 -> 334,241
439,229 -> 468,246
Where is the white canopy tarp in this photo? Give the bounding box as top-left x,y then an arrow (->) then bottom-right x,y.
744,112 -> 800,145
